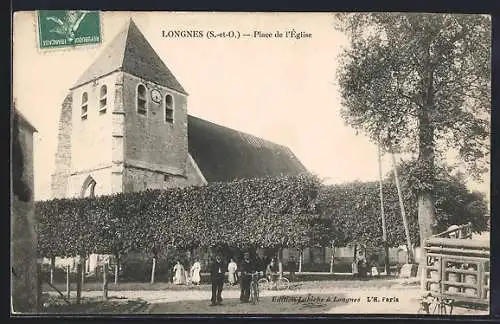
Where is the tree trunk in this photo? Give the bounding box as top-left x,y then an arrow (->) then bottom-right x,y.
278,248 -> 283,279
329,243 -> 336,273
352,244 -> 358,276
418,191 -> 437,245
81,256 -> 86,286
103,263 -> 108,300
50,257 -> 55,285
76,263 -> 82,304
417,48 -> 438,252
416,133 -> 437,253
298,249 -> 303,273
114,255 -> 119,285
190,247 -> 195,265
66,265 -> 70,300
383,242 -> 389,276
150,257 -> 156,284
114,263 -> 119,285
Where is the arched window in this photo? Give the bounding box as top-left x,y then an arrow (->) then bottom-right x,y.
165,94 -> 174,123
80,175 -> 96,198
99,85 -> 107,113
137,84 -> 147,115
81,92 -> 88,120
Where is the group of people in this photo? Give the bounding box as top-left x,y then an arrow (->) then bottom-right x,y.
210,252 -> 298,306
352,255 -> 380,278
210,251 -> 256,305
172,259 -> 202,285
171,252 -> 299,306
171,256 -> 244,288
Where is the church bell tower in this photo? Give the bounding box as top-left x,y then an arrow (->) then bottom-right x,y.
51,19 -> 192,199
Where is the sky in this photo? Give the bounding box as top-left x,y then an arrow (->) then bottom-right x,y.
12,11 -> 490,201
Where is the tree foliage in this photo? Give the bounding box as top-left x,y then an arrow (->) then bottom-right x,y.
389,160 -> 490,234
334,13 -> 490,244
335,13 -> 490,171
316,162 -> 489,248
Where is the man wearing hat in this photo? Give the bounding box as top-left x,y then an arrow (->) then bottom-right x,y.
239,251 -> 255,303
210,253 -> 226,306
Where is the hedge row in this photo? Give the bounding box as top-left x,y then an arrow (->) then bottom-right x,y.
36,175 -> 321,258
317,181 -> 419,248
36,171 -> 488,260
318,174 -> 489,247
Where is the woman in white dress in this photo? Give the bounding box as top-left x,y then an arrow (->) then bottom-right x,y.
173,260 -> 186,285
190,258 -> 202,285
228,258 -> 238,286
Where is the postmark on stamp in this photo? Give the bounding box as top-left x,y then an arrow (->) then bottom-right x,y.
37,10 -> 101,49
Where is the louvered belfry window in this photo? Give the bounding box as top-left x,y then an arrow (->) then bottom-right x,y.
137,84 -> 147,115
81,92 -> 88,120
99,85 -> 107,113
165,94 -> 174,123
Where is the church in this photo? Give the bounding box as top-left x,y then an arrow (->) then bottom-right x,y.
50,19 -> 309,272
51,19 -> 308,200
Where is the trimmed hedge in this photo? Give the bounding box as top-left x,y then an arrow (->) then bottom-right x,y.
36,175 -> 321,259
316,172 -> 489,247
316,181 -> 419,248
36,170 -> 487,262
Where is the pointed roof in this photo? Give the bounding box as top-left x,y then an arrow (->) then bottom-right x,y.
71,19 -> 187,95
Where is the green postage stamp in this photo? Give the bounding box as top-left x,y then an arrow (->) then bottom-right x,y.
37,10 -> 101,49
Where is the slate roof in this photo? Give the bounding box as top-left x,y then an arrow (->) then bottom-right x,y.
187,115 -> 309,182
71,19 -> 187,95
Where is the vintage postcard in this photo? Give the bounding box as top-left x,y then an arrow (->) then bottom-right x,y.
11,11 -> 491,316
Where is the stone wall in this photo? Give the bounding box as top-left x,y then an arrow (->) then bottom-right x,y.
11,119 -> 38,313
51,94 -> 73,198
111,72 -> 125,193
70,74 -> 115,175
123,72 -> 188,177
122,154 -> 205,192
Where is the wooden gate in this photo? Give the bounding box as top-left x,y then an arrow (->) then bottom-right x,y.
422,235 -> 489,305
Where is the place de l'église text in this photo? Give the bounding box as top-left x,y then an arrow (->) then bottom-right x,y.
161,29 -> 312,40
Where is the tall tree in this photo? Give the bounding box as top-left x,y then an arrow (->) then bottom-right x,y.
335,13 -> 490,246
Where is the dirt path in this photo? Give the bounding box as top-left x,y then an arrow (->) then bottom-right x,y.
53,287 -> 373,304
47,285 -> 488,315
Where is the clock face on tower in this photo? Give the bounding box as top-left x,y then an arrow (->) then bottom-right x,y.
151,89 -> 162,103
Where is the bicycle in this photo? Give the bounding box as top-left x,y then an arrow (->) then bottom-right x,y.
418,293 -> 454,315
249,271 -> 261,305
258,273 -> 290,291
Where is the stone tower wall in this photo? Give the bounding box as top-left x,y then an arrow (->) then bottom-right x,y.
50,94 -> 73,198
